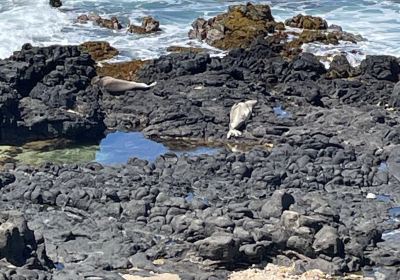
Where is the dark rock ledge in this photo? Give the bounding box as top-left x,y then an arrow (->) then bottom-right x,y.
0,3 -> 400,280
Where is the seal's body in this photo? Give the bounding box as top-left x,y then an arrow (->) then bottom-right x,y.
92,76 -> 156,92
227,100 -> 257,139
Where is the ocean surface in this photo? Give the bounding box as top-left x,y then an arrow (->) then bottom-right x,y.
0,0 -> 399,63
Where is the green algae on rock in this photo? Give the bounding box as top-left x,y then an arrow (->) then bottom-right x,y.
96,60 -> 150,81
79,41 -> 119,61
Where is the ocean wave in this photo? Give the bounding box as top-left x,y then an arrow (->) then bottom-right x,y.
0,0 -> 399,60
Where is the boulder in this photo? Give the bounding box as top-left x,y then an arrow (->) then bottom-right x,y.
79,41 -> 119,61
360,55 -> 400,82
49,0 -> 62,8
96,60 -> 150,81
260,190 -> 295,219
128,16 -> 161,34
0,172 -> 15,189
0,44 -> 105,144
389,81 -> 400,107
313,225 -> 344,257
0,211 -> 53,269
77,14 -> 122,30
188,3 -> 275,50
328,54 -> 353,79
166,46 -> 206,54
285,14 -> 328,30
195,233 -> 239,262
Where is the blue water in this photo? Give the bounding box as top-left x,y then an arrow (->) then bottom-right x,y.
378,161 -> 388,172
273,105 -> 291,118
376,194 -> 391,203
0,0 -> 399,63
95,131 -> 218,164
389,207 -> 400,218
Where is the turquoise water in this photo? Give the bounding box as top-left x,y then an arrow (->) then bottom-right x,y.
0,0 -> 399,62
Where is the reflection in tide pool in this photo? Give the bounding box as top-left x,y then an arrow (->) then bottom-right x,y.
0,132 -> 220,166
95,131 -> 219,165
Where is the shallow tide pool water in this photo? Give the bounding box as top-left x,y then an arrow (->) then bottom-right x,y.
0,132 -> 220,166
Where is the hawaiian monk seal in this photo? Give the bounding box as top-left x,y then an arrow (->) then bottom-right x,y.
227,100 -> 257,139
91,76 -> 157,93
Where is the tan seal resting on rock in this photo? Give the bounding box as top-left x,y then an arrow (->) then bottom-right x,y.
227,100 -> 257,139
91,76 -> 157,92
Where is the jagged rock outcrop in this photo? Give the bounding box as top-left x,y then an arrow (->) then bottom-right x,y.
128,16 -> 161,34
188,3 -> 276,50
0,43 -> 105,144
77,14 -> 122,30
284,14 -> 328,30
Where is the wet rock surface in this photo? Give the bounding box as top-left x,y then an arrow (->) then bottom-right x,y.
188,3 -> 276,50
188,4 -> 363,57
49,0 -> 62,8
77,14 -> 123,30
1,4 -> 400,280
128,16 -> 161,34
284,14 -> 328,30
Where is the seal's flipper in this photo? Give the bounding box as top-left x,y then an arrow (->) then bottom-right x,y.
227,129 -> 242,139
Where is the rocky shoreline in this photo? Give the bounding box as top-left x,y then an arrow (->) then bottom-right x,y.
1,3 -> 400,280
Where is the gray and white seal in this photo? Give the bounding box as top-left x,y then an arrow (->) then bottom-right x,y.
91,76 -> 157,92
227,100 -> 257,139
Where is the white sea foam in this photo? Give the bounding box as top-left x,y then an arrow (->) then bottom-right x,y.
0,0 -> 399,61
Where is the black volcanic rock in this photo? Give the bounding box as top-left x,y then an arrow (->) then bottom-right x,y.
0,44 -> 105,144
49,0 -> 62,8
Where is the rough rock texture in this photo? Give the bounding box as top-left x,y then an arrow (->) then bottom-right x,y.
189,4 -> 363,56
166,46 -> 206,54
1,5 -> 400,280
1,37 -> 400,279
96,60 -> 150,81
327,55 -> 354,79
0,211 -> 53,270
79,41 -> 119,61
128,16 -> 161,34
49,0 -> 62,8
0,43 -> 105,144
188,3 -> 275,50
285,14 -> 328,30
77,14 -> 123,30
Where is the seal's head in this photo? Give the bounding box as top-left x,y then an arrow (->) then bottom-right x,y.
91,76 -> 102,86
244,100 -> 258,109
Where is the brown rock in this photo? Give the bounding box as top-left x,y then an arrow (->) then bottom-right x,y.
285,14 -> 328,30
166,46 -> 206,54
286,30 -> 339,50
77,14 -> 122,30
77,14 -> 90,23
128,16 -> 161,34
79,41 -> 119,61
327,54 -> 354,79
96,60 -> 150,81
331,30 -> 365,44
188,3 -> 276,50
275,22 -> 286,31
